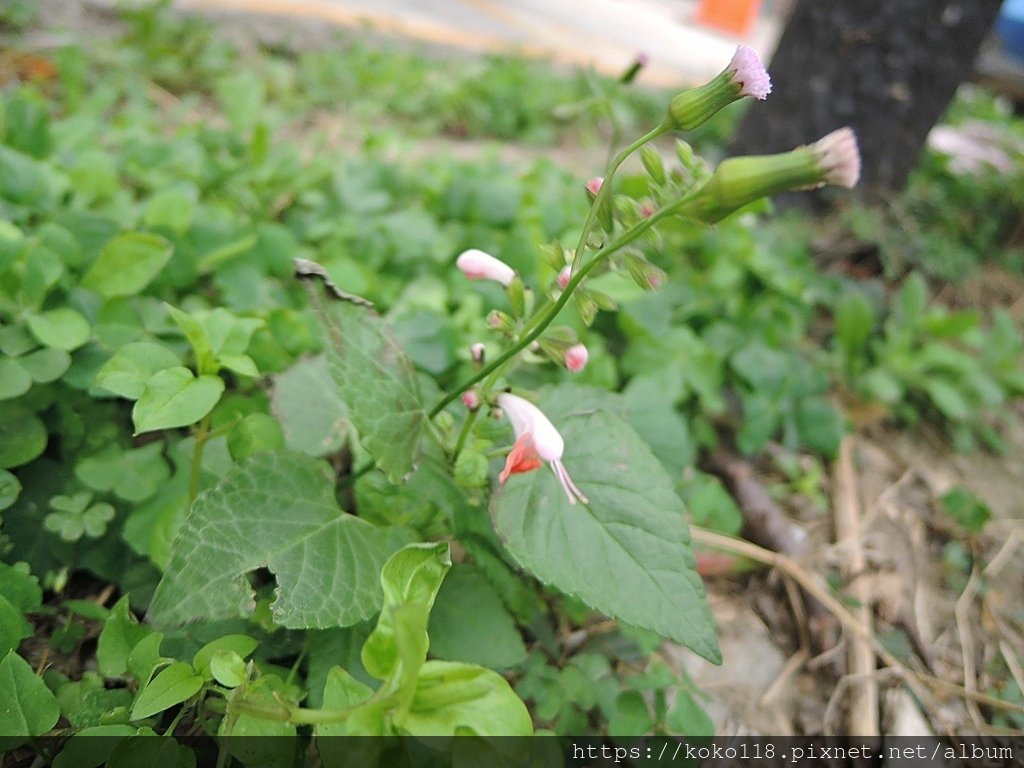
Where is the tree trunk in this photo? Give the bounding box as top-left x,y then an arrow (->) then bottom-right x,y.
729,0 -> 1004,205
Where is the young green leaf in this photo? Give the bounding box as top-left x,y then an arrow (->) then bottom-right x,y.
147,450 -> 411,629
491,409 -> 720,663
80,232 -> 173,298
208,650 -> 247,688
192,634 -> 259,679
314,666 -> 375,737
97,596 -> 151,678
25,307 -> 91,351
132,367 -> 225,434
93,342 -> 181,400
396,660 -> 532,736
361,542 -> 451,683
129,661 -> 203,721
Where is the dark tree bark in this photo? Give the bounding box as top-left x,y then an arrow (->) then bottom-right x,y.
729,0 -> 1004,203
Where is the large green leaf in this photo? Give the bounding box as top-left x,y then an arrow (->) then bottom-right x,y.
80,232 -> 173,298
428,566 -> 527,670
0,650 -> 60,748
490,409 -> 720,663
147,450 -> 410,629
318,298 -> 425,483
271,355 -> 349,456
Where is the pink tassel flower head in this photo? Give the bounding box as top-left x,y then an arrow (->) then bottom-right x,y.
728,45 -> 772,100
497,393 -> 588,505
456,248 -> 516,287
668,44 -> 770,131
811,127 -> 861,189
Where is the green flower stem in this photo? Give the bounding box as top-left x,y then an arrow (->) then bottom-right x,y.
429,254 -> 604,418
429,189 -> 701,419
451,365 -> 506,460
569,120 -> 670,274
229,697 -> 367,726
188,414 -> 212,507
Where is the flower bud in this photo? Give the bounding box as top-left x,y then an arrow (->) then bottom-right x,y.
641,145 -> 666,185
564,344 -> 589,373
585,177 -> 604,197
507,275 -> 526,316
470,342 -> 485,364
557,265 -> 572,291
487,310 -> 515,332
456,248 -> 516,286
667,45 -> 770,131
688,127 -> 861,223
461,390 -> 481,411
619,52 -> 648,84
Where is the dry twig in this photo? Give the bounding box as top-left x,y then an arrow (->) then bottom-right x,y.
833,436 -> 879,736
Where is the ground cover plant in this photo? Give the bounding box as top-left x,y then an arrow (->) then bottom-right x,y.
3,0 -> 1024,760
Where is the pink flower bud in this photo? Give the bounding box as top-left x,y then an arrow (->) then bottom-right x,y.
811,127 -> 861,188
640,202 -> 655,218
461,390 -> 480,411
728,45 -> 772,100
564,344 -> 589,373
557,265 -> 572,290
470,342 -> 486,364
456,248 -> 516,287
585,177 -> 604,197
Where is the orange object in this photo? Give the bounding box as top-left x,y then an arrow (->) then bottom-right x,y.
695,0 -> 762,37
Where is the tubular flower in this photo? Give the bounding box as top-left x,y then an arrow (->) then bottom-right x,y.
456,248 -> 516,287
667,44 -> 770,131
497,393 -> 588,505
564,344 -> 589,373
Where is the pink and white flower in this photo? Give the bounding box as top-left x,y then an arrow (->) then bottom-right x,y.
461,389 -> 481,410
564,344 -> 588,373
728,45 -> 771,100
456,248 -> 516,286
811,127 -> 861,188
470,342 -> 486,364
584,177 -> 604,197
497,393 -> 588,505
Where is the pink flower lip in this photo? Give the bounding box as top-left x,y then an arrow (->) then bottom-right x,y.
729,45 -> 771,100
456,248 -> 516,286
496,393 -> 588,505
564,344 -> 588,373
